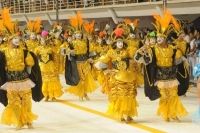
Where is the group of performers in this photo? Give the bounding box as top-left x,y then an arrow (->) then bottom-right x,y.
0,7 -> 198,130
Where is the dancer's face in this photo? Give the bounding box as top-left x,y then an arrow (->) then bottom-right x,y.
150,38 -> 156,45
30,33 -> 36,40
116,40 -> 124,49
12,36 -> 20,46
178,33 -> 185,40
75,33 -> 82,39
129,33 -> 135,39
157,36 -> 165,45
97,38 -> 102,44
67,37 -> 72,43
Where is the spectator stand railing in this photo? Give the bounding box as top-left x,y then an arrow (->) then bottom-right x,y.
1,0 -> 161,14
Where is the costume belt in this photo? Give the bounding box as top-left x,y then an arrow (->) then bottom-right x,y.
6,69 -> 29,81
74,54 -> 89,61
112,58 -> 130,70
156,66 -> 177,80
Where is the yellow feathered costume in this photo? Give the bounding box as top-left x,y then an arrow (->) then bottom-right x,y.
66,12 -> 97,100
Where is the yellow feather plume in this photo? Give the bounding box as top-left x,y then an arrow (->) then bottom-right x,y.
124,18 -> 132,25
35,18 -> 41,33
27,18 -> 41,33
124,18 -> 139,27
1,8 -> 16,34
153,10 -> 173,36
77,12 -> 83,28
83,20 -> 95,34
171,16 -> 182,34
0,20 -> 5,34
69,11 -> 83,31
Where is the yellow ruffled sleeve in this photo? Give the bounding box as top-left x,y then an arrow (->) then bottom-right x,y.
99,53 -> 111,64
175,49 -> 183,59
25,52 -> 35,67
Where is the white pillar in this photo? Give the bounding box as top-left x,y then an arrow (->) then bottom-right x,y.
108,8 -> 119,24
24,14 -> 29,22
46,13 -> 53,25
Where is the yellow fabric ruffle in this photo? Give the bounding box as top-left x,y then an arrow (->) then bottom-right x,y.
1,106 -> 38,126
91,67 -> 98,80
66,62 -> 97,97
67,72 -> 97,97
156,80 -> 179,89
107,97 -> 138,119
42,77 -> 63,99
1,89 -> 37,127
98,71 -> 111,94
157,86 -> 188,120
97,71 -> 105,85
107,78 -> 138,118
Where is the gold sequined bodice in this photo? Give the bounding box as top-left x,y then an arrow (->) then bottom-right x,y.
108,49 -> 129,71
0,43 -> 7,50
26,40 -> 39,53
72,40 -> 87,55
154,45 -> 174,67
3,47 -> 34,71
175,40 -> 187,55
36,46 -> 53,63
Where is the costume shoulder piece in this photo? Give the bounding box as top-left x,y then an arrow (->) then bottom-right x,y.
144,47 -> 161,100
0,51 -> 8,106
177,61 -> 189,96
65,56 -> 80,86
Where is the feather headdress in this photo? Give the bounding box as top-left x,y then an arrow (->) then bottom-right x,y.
27,18 -> 41,34
49,22 -> 63,38
111,28 -> 125,42
83,20 -> 95,35
0,8 -> 19,38
99,31 -> 107,39
124,18 -> 139,32
152,9 -> 173,38
171,16 -> 183,35
69,12 -> 83,33
0,20 -> 5,35
117,18 -> 139,37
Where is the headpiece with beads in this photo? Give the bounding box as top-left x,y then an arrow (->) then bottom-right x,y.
152,10 -> 174,38
0,8 -> 20,40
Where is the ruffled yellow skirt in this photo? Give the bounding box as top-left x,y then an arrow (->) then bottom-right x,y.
67,62 -> 97,97
40,61 -> 63,99
129,61 -> 144,87
107,79 -> 138,119
42,77 -> 63,99
1,89 -> 37,127
157,86 -> 188,121
97,71 -> 106,85
107,97 -> 138,119
100,73 -> 111,94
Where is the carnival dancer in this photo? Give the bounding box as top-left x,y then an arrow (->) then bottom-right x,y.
95,27 -> 138,123
35,30 -> 63,102
0,8 -> 43,130
172,18 -> 190,95
121,19 -> 144,86
135,10 -> 189,122
50,24 -> 65,74
65,12 -> 97,101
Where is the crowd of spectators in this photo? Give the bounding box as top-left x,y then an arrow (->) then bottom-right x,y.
0,0 -> 162,13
